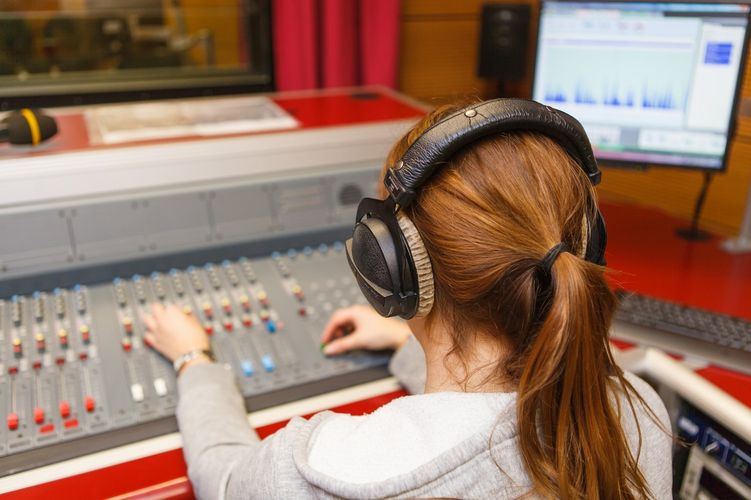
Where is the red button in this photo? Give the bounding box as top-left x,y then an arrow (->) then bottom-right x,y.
298,307 -> 307,316
32,360 -> 42,370
204,324 -> 214,335
55,357 -> 65,366
79,352 -> 88,361
84,396 -> 95,413
121,337 -> 132,352
39,423 -> 55,434
241,315 -> 252,327
7,412 -> 18,430
8,366 -> 18,375
34,407 -> 44,424
59,401 -> 71,418
64,418 -> 79,429
223,320 -> 233,332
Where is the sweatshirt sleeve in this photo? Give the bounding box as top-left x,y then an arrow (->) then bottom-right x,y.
175,362 -> 262,499
388,334 -> 426,395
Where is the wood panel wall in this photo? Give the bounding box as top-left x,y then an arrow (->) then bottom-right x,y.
398,0 -> 751,237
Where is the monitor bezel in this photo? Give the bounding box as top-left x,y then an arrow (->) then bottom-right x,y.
532,0 -> 751,172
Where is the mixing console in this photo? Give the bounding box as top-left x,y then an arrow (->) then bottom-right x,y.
0,241 -> 388,476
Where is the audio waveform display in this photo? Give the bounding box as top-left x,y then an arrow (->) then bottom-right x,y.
544,82 -> 683,110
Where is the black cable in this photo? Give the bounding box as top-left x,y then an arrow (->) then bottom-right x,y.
676,171 -> 714,241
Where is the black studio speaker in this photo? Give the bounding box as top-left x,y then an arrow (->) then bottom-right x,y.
477,3 -> 531,82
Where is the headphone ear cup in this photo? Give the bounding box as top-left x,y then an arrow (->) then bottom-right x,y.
396,212 -> 434,317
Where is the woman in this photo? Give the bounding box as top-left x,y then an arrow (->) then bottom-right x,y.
145,101 -> 672,499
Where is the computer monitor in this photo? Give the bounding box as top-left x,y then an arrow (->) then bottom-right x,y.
533,1 -> 751,170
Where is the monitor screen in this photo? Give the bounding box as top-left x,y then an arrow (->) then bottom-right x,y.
533,1 -> 751,170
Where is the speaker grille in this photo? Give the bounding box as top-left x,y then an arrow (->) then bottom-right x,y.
339,184 -> 364,206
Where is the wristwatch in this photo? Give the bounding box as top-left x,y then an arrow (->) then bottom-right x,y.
173,348 -> 215,375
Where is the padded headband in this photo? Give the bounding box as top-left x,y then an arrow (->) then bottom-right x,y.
384,99 -> 601,208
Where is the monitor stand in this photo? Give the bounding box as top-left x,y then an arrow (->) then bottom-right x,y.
676,171 -> 713,242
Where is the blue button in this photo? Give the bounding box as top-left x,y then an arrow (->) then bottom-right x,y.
318,243 -> 329,253
33,291 -> 41,298
261,355 -> 275,372
187,266 -> 196,272
53,288 -> 62,295
169,269 -> 179,276
222,259 -> 232,266
150,272 -> 160,279
303,246 -> 313,256
333,241 -> 344,251
266,320 -> 277,334
287,248 -> 297,259
271,251 -> 281,260
73,284 -> 82,292
240,360 -> 254,377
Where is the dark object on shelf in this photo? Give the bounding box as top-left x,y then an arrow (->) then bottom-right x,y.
477,4 -> 531,82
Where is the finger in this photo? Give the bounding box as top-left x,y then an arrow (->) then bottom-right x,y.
321,307 -> 357,343
142,314 -> 158,333
143,332 -> 156,349
151,302 -> 166,318
323,334 -> 359,356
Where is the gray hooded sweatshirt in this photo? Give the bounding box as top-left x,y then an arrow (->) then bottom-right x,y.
176,336 -> 672,499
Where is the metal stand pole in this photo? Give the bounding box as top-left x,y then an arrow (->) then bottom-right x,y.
722,178 -> 751,253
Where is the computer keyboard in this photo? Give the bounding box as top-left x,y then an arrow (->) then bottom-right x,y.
613,290 -> 751,374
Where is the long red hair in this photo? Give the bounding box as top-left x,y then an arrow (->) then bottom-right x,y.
383,104 -> 654,499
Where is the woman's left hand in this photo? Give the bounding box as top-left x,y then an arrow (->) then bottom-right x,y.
143,303 -> 210,362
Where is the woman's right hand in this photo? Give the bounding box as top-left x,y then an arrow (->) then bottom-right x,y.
320,305 -> 412,356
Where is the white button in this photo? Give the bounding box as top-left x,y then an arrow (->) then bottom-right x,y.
131,383 -> 145,402
154,378 -> 168,397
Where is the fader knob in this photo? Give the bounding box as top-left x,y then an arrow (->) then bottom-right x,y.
241,315 -> 253,327
239,295 -> 251,311
59,401 -> 71,418
121,337 -> 132,352
35,333 -> 45,351
84,396 -> 95,413
80,324 -> 91,344
221,298 -> 232,314
12,337 -> 22,356
223,319 -> 233,332
122,318 -> 133,334
58,329 -> 69,347
7,413 -> 18,430
203,323 -> 214,335
202,303 -> 213,319
34,407 -> 44,424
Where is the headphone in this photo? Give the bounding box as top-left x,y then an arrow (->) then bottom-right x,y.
345,99 -> 607,320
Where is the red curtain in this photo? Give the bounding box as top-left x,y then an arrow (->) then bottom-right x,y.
272,0 -> 401,91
